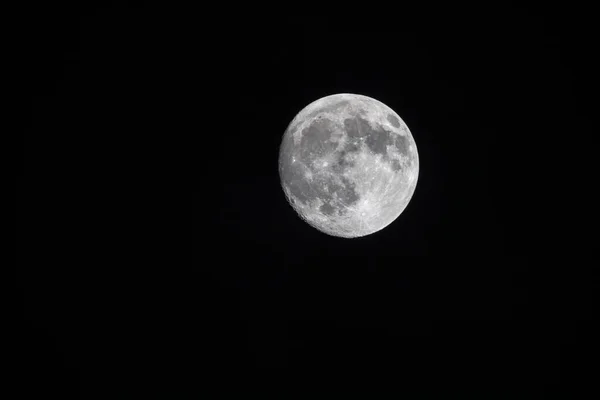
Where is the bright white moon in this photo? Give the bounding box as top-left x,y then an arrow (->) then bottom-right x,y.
279,93 -> 419,238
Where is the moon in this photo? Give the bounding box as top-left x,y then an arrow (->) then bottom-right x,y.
279,93 -> 419,238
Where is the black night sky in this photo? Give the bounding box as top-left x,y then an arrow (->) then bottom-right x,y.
17,3 -> 596,398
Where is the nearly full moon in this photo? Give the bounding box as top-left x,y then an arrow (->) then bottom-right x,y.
279,93 -> 419,238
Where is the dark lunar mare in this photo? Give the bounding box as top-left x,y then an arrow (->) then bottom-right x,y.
281,116 -> 361,216
344,116 -> 392,157
299,117 -> 337,163
386,113 -> 400,128
343,115 -> 409,172
393,134 -> 410,168
330,142 -> 359,175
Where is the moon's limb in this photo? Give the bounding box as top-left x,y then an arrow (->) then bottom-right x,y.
279,93 -> 419,238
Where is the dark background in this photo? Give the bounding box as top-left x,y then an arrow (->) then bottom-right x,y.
17,2 -> 596,398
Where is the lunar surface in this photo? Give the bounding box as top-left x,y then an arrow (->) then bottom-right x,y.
279,93 -> 419,238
